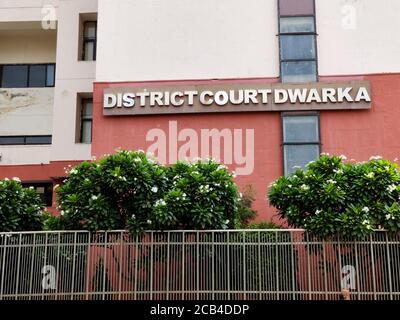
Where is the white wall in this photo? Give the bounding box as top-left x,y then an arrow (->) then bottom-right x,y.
0,145 -> 51,165
50,0 -> 97,162
317,0 -> 400,75
0,30 -> 57,63
96,0 -> 279,82
0,88 -> 53,136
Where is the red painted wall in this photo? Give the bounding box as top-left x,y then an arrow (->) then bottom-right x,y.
92,74 -> 400,222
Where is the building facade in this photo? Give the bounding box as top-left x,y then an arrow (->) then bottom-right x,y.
0,0 -> 400,221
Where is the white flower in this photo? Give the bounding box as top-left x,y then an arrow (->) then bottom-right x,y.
301,184 -> 310,191
225,219 -> 230,225
365,172 -> 375,179
137,149 -> 145,154
12,177 -> 21,182
326,179 -> 337,184
147,220 -> 152,224
315,209 -> 322,215
4,178 -> 9,181
288,185 -> 292,188
69,169 -> 78,175
362,220 -> 369,225
387,184 -> 397,193
151,186 -> 158,193
119,176 -> 127,182
60,210 -> 65,216
239,193 -> 243,198
131,214 -> 136,219
386,214 -> 392,220
369,155 -> 382,161
134,157 -> 141,163
334,169 -> 343,174
339,155 -> 347,160
361,207 -> 370,213
91,195 -> 98,200
155,199 -> 166,206
232,171 -> 237,178
321,152 -> 330,156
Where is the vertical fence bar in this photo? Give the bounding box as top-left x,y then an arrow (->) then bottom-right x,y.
385,233 -> 393,300
28,234 -> 36,300
212,232 -> 215,300
70,232 -> 77,300
134,234 -> 138,300
227,231 -> 230,300
354,241 -> 360,300
166,232 -> 170,300
258,231 -> 262,300
276,231 -> 280,300
181,231 -> 185,300
0,235 -> 8,300
42,233 -> 49,301
85,232 -> 91,300
196,232 -> 199,300
306,233 -> 311,300
102,232 -> 107,300
243,231 -> 246,300
150,232 -> 154,300
291,231 -> 296,300
14,234 -> 22,299
322,239 -> 328,300
118,231 -> 123,300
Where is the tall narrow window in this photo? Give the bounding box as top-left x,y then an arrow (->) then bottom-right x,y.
278,0 -> 318,83
82,21 -> 97,61
80,99 -> 93,143
282,113 -> 320,175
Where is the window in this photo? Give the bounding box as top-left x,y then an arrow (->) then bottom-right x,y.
282,113 -> 320,175
278,0 -> 318,83
22,182 -> 53,207
0,64 -> 55,88
0,135 -> 52,145
82,21 -> 97,61
80,99 -> 93,143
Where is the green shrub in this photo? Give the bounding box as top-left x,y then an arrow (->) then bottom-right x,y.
268,155 -> 400,238
57,151 -> 239,233
57,150 -> 168,233
153,159 -> 239,230
0,178 -> 44,232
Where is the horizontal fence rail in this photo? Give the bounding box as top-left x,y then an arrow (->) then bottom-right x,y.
0,230 -> 399,300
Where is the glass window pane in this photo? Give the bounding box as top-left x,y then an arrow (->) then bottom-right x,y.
280,35 -> 316,60
81,120 -> 92,143
0,136 -> 25,145
84,41 -> 95,61
82,100 -> 93,118
46,64 -> 55,86
25,136 -> 52,144
280,17 -> 315,33
29,65 -> 47,87
283,116 -> 319,143
1,65 -> 28,88
281,61 -> 317,83
284,144 -> 320,175
279,0 -> 315,16
84,22 -> 97,38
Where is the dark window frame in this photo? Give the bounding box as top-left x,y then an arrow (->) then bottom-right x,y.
281,112 -> 321,175
0,135 -> 52,146
0,63 -> 56,88
21,182 -> 53,207
82,21 -> 97,61
80,98 -> 93,143
278,0 -> 319,83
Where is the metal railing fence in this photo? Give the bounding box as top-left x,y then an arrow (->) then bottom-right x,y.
0,229 -> 399,300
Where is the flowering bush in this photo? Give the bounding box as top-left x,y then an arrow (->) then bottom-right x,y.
268,155 -> 400,238
0,178 -> 44,232
57,150 -> 168,233
152,159 -> 239,230
56,151 -> 239,233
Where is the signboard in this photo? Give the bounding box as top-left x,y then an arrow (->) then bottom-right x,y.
103,81 -> 371,116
